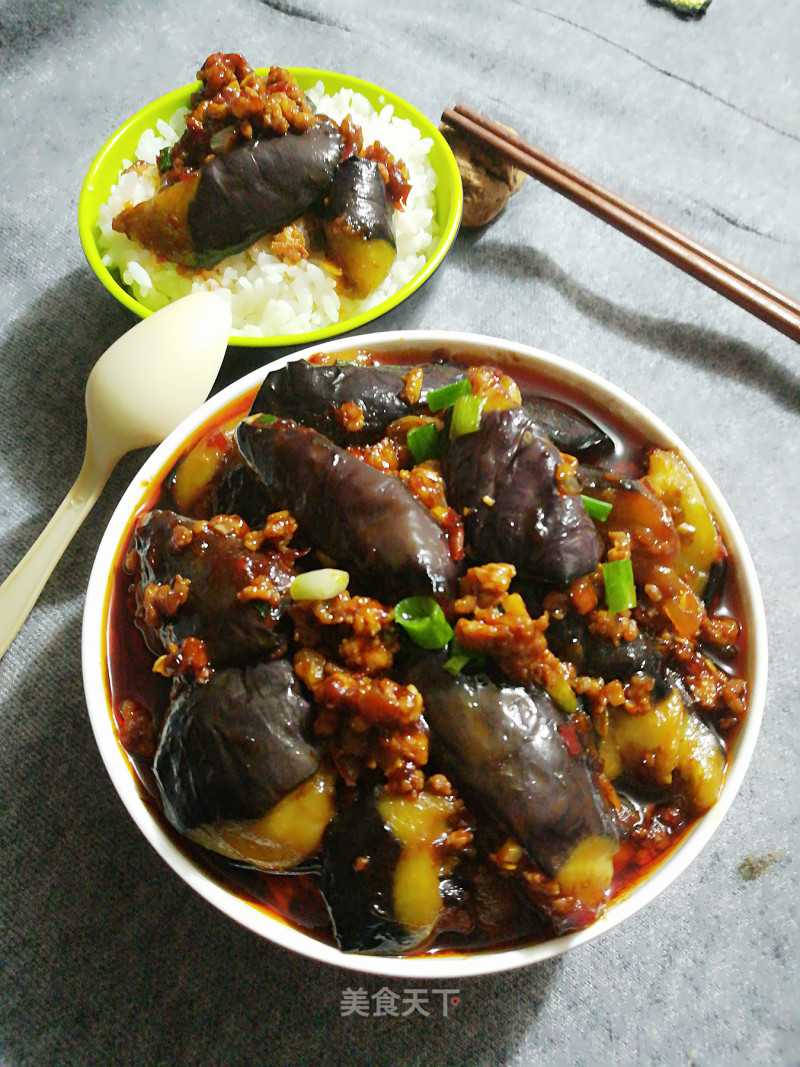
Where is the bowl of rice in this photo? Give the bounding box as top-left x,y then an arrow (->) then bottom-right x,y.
78,66 -> 463,347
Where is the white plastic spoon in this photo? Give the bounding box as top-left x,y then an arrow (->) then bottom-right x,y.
0,291 -> 232,661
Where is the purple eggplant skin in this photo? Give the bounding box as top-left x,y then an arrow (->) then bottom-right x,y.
320,792 -> 418,956
521,394 -> 613,461
187,119 -> 344,266
248,360 -> 470,445
236,418 -> 460,602
131,509 -> 294,665
249,360 -> 613,456
154,660 -> 323,832
546,613 -> 669,699
198,459 -> 274,530
321,157 -> 396,297
323,157 -> 395,243
442,407 -> 603,586
405,656 -> 619,876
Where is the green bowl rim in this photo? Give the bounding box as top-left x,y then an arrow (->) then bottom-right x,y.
78,67 -> 463,348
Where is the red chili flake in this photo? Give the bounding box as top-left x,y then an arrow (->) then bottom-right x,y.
557,721 -> 583,758
206,430 -> 228,450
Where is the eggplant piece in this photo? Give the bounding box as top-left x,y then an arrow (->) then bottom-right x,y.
521,394 -> 614,460
163,415 -> 272,524
248,359 -> 613,455
200,460 -> 274,529
322,157 -> 396,298
247,360 -> 465,445
236,418 -> 460,602
546,613 -> 669,698
442,407 -> 603,586
578,462 -> 714,639
185,762 -> 337,872
644,448 -> 725,598
320,788 -> 459,955
598,687 -> 725,815
154,659 -> 324,832
113,119 -> 344,267
405,658 -> 618,878
131,509 -> 294,665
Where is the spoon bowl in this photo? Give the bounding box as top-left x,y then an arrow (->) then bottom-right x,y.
0,291 -> 232,660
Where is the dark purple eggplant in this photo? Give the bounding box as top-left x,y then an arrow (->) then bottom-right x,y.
320,787 -> 459,955
521,394 -> 614,460
235,418 -> 460,601
404,657 -> 619,878
546,613 -> 669,698
442,407 -> 603,586
163,436 -> 273,525
248,360 -> 466,445
131,508 -> 294,665
113,119 -> 344,267
320,792 -> 411,955
322,156 -> 396,297
199,459 -> 275,529
248,360 -> 613,456
154,659 -> 323,832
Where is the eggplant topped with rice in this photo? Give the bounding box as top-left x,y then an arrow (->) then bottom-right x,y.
111,349 -> 748,957
112,53 -> 408,295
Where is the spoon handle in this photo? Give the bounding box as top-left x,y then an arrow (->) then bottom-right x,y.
0,440 -> 112,661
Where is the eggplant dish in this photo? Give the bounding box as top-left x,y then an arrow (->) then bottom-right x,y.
109,350 -> 748,957
112,53 -> 410,297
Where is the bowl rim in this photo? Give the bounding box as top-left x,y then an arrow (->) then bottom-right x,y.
77,67 -> 463,348
82,329 -> 767,979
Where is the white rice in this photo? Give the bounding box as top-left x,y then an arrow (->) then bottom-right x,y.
96,83 -> 439,337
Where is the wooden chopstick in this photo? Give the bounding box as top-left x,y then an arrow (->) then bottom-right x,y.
442,104 -> 800,343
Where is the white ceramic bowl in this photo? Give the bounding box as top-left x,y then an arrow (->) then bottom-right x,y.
82,331 -> 767,978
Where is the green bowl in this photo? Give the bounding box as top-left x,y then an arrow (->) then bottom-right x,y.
78,68 -> 463,348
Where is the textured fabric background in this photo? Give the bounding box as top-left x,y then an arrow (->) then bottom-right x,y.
0,1 -> 797,1063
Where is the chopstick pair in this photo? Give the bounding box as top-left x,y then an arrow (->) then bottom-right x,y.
442,104 -> 800,344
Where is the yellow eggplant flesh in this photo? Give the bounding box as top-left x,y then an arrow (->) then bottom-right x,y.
599,687 -> 725,814
555,835 -> 618,911
646,448 -> 724,597
113,174 -> 199,264
323,156 -> 396,298
186,763 -> 337,871
325,228 -> 397,298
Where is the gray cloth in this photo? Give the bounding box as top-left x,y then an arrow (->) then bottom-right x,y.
1,1 -> 798,1064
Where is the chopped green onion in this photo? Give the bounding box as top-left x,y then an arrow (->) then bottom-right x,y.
290,568 -> 349,601
426,377 -> 472,412
394,596 -> 454,650
546,675 -> 578,714
245,412 -> 277,427
444,640 -> 486,675
449,394 -> 486,440
251,601 -> 277,618
158,146 -> 173,174
407,421 -> 441,463
444,649 -> 472,675
581,494 -> 613,522
601,558 -> 636,614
